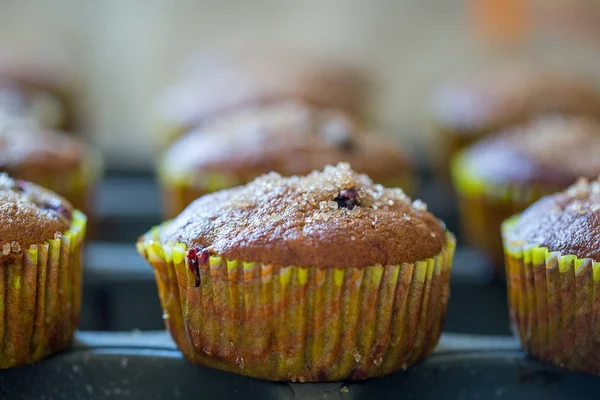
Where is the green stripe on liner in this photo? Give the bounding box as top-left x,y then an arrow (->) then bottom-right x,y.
532,247 -> 548,265
559,256 -> 576,274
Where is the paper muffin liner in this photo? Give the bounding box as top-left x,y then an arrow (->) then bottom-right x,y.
0,210 -> 87,369
502,217 -> 600,375
137,229 -> 454,382
159,165 -> 416,219
451,151 -> 560,268
433,123 -> 485,183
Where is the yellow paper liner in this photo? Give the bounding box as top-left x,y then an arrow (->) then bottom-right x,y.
451,151 -> 561,268
432,122 -> 487,184
137,229 -> 454,382
0,210 -> 87,369
503,217 -> 600,375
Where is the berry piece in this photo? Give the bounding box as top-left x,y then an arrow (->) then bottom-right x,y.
187,247 -> 209,287
333,188 -> 360,210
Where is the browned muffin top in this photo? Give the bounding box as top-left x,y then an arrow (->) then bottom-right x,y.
461,116 -> 600,187
162,101 -> 409,183
0,81 -> 68,130
0,52 -> 73,130
508,177 -> 600,261
158,51 -> 371,133
434,65 -> 600,135
0,173 -> 73,254
158,163 -> 446,268
0,114 -> 85,176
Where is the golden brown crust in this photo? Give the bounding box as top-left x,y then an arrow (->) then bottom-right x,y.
0,115 -> 86,178
0,173 -> 73,254
158,163 -> 445,267
157,51 -> 371,133
508,177 -> 600,261
162,100 -> 410,184
461,116 -> 600,187
433,64 -> 600,135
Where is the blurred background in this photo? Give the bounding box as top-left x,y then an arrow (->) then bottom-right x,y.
2,0 -> 599,169
2,0 -> 600,333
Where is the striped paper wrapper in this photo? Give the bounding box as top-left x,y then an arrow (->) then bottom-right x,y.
451,151 -> 561,269
503,217 -> 600,375
137,230 -> 454,382
435,124 -> 480,183
0,210 -> 87,369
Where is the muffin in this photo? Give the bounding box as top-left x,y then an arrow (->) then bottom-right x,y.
452,116 -> 600,267
0,54 -> 78,131
154,51 -> 371,147
503,177 -> 600,375
433,64 -> 600,173
138,163 -> 455,381
0,174 -> 87,368
0,114 -> 103,219
159,101 -> 412,218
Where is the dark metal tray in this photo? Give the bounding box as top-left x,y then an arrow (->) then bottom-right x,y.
2,332 -> 598,400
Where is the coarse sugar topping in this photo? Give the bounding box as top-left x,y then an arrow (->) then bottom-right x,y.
158,163 -> 447,268
508,175 -> 600,261
0,173 -> 73,255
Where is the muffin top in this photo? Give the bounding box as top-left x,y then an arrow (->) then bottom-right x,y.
0,173 -> 73,254
157,51 -> 370,135
508,177 -> 600,261
0,80 -> 68,130
433,65 -> 600,135
0,114 -> 85,176
0,53 -> 73,130
460,116 -> 600,187
158,163 -> 446,268
162,101 -> 409,183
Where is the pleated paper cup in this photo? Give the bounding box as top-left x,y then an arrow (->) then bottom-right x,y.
137,228 -> 455,382
0,210 -> 86,369
432,122 -> 486,184
503,217 -> 600,375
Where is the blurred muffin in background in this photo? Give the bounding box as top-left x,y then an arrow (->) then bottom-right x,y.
0,52 -> 80,132
0,114 -> 102,220
153,49 -> 373,148
451,115 -> 600,267
159,100 -> 412,218
432,64 -> 600,175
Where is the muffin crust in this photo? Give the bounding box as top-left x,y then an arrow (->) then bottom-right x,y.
162,100 -> 409,183
462,116 -> 600,187
0,173 -> 73,254
0,114 -> 85,177
509,177 -> 600,261
158,163 -> 445,267
158,52 -> 370,134
434,65 -> 600,135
